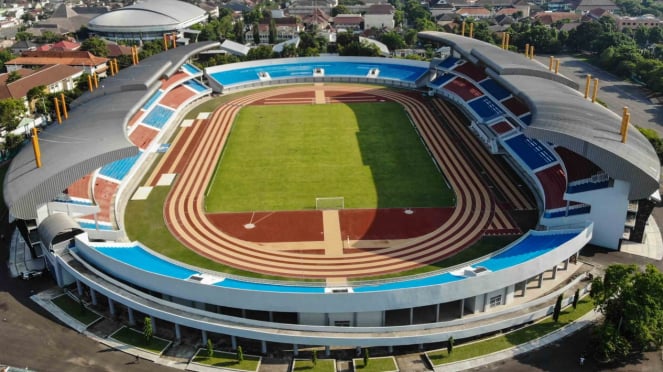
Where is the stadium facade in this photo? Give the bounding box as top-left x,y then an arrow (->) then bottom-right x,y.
3,33 -> 660,353
86,0 -> 207,43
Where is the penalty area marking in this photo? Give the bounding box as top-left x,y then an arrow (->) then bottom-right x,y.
132,186 -> 153,200
157,173 -> 177,186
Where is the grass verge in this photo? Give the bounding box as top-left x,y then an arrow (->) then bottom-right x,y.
353,356 -> 398,371
51,294 -> 101,326
110,326 -> 170,354
292,358 -> 336,371
427,298 -> 594,365
193,350 -> 260,371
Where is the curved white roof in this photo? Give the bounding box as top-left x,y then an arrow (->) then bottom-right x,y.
88,0 -> 207,33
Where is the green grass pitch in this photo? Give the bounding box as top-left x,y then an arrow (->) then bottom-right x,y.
205,102 -> 455,212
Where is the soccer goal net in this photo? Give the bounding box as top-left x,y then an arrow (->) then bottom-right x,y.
315,197 -> 345,210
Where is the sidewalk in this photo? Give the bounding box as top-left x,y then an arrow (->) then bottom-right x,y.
431,309 -> 601,372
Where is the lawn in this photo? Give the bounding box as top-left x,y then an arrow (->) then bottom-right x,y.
192,349 -> 261,371
110,326 -> 171,354
427,298 -> 594,365
51,294 -> 101,326
205,102 -> 453,212
353,356 -> 398,371
292,358 -> 336,371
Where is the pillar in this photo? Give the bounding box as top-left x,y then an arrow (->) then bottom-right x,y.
460,298 -> 465,319
108,298 -> 115,316
231,335 -> 237,350
269,311 -> 274,322
261,340 -> 267,354
529,45 -> 534,59
436,303 -> 440,322
538,273 -> 544,288
174,324 -> 181,341
241,309 -> 246,318
31,127 -> 41,168
76,280 -> 83,296
325,345 -> 330,357
461,21 -> 466,37
483,293 -> 488,312
522,280 -> 528,296
90,288 -> 98,306
584,74 -> 592,99
549,56 -> 554,70
409,307 -> 414,324
388,345 -> 393,353
525,43 -> 530,57
150,316 -> 157,334
127,307 -> 136,326
592,78 -> 599,103
552,265 -> 558,280
293,344 -> 299,357
201,330 -> 208,345
554,59 -> 560,74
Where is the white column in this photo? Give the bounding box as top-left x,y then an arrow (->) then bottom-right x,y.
231,335 -> 237,350
127,307 -> 136,326
261,340 -> 267,354
460,298 -> 465,318
150,316 -> 157,334
174,324 -> 181,341
107,298 -> 115,316
409,308 -> 414,324
293,344 -> 299,357
436,303 -> 440,322
90,288 -> 98,306
324,346 -> 330,357
201,330 -> 208,345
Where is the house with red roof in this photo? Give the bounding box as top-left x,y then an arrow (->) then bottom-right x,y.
5,50 -> 109,76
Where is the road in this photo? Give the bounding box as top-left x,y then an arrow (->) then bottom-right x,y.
535,54 -> 663,136
0,223 -> 178,372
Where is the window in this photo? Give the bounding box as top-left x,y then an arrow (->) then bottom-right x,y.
489,294 -> 502,307
334,320 -> 351,327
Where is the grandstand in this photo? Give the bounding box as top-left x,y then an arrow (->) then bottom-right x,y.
2,33 -> 659,355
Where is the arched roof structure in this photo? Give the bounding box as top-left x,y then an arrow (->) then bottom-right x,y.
419,31 -> 660,200
3,41 -> 220,220
87,0 -> 207,34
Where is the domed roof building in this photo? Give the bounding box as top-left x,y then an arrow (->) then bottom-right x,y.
87,0 -> 207,42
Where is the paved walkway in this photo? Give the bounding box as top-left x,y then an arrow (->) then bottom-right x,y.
620,216 -> 663,260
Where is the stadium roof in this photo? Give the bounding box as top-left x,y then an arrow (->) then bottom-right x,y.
3,41 -> 220,220
418,31 -> 660,200
87,0 -> 207,33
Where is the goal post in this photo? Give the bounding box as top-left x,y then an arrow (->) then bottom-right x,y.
315,197 -> 345,210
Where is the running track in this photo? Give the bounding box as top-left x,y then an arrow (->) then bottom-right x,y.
159,85 -> 507,278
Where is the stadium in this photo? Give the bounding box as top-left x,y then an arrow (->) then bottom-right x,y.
86,0 -> 207,43
3,32 -> 660,355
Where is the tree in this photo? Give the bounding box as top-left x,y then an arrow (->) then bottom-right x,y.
590,264 -> 663,362
252,22 -> 260,45
236,345 -> 244,362
268,19 -> 277,44
363,348 -> 369,366
81,37 -> 109,57
143,316 -> 153,344
0,98 -> 26,131
207,338 -> 214,358
331,5 -> 349,16
27,85 -> 47,114
573,288 -> 580,309
247,45 -> 274,60
379,31 -> 406,51
6,71 -> 21,83
14,32 -> 33,41
447,336 -> 454,354
553,294 -> 563,322
1,133 -> 24,158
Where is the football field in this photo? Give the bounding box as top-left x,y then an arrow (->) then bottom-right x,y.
205,102 -> 455,212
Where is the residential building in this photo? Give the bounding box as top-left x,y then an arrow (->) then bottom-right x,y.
617,14 -> 663,30
364,4 -> 395,29
5,51 -> 109,76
